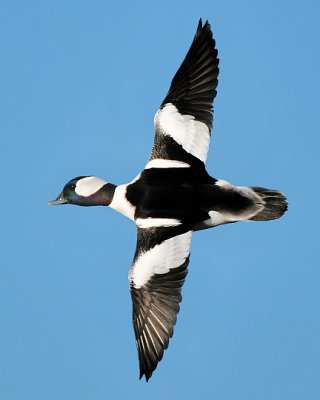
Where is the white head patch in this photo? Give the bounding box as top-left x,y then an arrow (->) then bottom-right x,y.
75,176 -> 107,197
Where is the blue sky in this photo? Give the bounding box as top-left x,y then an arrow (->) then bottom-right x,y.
1,0 -> 319,399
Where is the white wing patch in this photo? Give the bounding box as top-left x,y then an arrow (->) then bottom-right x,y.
136,218 -> 181,229
155,103 -> 210,163
130,231 -> 192,289
145,159 -> 190,169
75,176 -> 107,197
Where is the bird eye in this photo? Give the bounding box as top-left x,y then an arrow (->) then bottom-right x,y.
67,183 -> 76,191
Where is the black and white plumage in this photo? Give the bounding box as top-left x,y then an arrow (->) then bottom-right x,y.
50,20 -> 287,381
130,227 -> 191,379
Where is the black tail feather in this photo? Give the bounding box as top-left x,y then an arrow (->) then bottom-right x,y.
250,187 -> 288,221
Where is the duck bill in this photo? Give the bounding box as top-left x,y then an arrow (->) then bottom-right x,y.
48,193 -> 68,205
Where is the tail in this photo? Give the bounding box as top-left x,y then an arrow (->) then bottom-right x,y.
249,187 -> 288,221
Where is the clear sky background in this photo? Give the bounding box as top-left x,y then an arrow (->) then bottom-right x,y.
1,1 -> 319,399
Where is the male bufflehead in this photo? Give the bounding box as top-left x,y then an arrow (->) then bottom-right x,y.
50,20 -> 287,381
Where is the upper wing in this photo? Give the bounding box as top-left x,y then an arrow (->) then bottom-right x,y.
129,226 -> 192,381
150,19 -> 219,166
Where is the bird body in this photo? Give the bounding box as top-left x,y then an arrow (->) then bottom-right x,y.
50,20 -> 287,381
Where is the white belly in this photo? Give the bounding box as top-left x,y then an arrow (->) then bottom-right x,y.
194,210 -> 235,231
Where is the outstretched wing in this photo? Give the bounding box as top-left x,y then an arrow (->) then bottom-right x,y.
150,19 -> 219,166
129,226 -> 192,381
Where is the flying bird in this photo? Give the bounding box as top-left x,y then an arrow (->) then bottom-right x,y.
49,19 -> 287,381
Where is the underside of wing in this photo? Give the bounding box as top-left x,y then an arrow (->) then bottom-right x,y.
129,226 -> 192,381
151,19 -> 219,166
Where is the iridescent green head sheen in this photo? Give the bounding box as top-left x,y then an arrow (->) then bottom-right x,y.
49,176 -> 115,206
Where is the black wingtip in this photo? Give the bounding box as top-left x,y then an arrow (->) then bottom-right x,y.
196,18 -> 211,37
195,18 -> 203,37
139,371 -> 152,382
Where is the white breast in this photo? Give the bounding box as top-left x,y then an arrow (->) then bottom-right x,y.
109,184 -> 136,220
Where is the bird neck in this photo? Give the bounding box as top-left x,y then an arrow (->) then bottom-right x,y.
80,183 -> 117,206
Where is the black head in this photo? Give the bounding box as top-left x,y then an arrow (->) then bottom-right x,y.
49,176 -> 111,206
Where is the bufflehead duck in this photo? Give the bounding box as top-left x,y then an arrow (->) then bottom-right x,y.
50,20 -> 287,381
